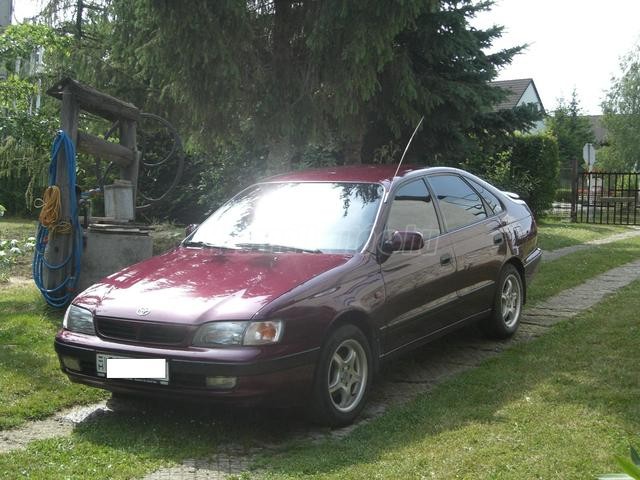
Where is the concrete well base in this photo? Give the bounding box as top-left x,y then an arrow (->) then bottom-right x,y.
78,229 -> 153,293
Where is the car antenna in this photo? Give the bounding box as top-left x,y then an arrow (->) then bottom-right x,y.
384,115 -> 424,203
392,115 -> 424,180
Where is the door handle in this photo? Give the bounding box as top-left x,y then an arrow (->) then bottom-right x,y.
493,233 -> 504,245
440,253 -> 452,266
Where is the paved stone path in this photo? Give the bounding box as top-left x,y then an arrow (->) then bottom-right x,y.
542,226 -> 640,262
0,402 -> 109,454
2,254 -> 639,476
141,257 -> 640,480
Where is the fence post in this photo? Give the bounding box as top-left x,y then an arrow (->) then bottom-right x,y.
570,156 -> 578,223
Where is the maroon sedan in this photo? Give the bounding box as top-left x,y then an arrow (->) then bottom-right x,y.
55,165 -> 541,426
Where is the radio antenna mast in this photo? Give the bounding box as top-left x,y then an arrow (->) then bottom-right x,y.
392,115 -> 424,180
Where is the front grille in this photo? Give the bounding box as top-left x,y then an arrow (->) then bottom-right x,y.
96,317 -> 188,346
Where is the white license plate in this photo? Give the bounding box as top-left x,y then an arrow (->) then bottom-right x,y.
96,354 -> 169,385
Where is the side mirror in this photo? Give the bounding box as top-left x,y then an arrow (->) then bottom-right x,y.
382,231 -> 424,254
185,223 -> 199,237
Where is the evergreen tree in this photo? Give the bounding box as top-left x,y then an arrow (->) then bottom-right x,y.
545,90 -> 594,177
105,0 -> 538,167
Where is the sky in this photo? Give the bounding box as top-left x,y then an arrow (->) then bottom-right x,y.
12,0 -> 640,116
473,0 -> 640,115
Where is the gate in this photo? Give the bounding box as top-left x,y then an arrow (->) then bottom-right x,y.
574,172 -> 640,225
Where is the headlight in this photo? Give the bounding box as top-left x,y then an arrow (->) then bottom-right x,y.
63,305 -> 96,335
192,321 -> 248,346
192,320 -> 284,347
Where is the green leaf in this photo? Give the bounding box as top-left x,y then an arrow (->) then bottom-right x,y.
631,447 -> 640,467
618,455 -> 640,480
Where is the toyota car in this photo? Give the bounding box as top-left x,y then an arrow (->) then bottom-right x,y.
55,165 -> 541,426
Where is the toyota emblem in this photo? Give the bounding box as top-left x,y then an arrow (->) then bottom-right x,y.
136,307 -> 151,316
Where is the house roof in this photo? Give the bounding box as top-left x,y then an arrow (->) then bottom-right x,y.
490,78 -> 545,113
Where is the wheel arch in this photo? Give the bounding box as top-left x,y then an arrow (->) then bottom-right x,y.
326,309 -> 380,373
504,256 -> 526,304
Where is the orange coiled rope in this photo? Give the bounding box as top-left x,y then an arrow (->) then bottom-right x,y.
35,186 -> 71,236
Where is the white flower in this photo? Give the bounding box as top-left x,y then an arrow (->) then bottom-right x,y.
0,250 -> 6,257
9,247 -> 22,255
0,240 -> 7,248
23,242 -> 35,250
27,237 -> 36,242
10,239 -> 18,247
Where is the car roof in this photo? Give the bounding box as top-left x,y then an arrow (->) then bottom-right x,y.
263,164 -> 450,185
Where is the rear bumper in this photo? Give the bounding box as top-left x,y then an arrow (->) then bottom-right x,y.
523,247 -> 542,283
54,337 -> 318,405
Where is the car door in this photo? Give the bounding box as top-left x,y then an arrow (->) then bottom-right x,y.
378,178 -> 459,355
426,173 -> 505,320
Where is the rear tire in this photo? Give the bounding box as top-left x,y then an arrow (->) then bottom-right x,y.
481,264 -> 523,339
310,324 -> 372,427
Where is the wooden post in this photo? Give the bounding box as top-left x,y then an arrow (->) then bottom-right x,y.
45,86 -> 78,291
119,119 -> 138,214
570,156 -> 578,223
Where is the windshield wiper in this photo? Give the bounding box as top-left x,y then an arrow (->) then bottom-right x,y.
234,242 -> 322,254
183,241 -> 238,250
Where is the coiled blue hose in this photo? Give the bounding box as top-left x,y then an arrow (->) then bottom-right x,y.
33,131 -> 83,308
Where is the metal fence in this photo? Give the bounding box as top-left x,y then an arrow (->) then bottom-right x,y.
576,172 -> 640,225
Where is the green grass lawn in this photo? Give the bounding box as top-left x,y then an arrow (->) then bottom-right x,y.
0,285 -> 108,430
528,235 -> 640,305
536,218 -> 632,251
0,218 -> 39,240
253,279 -> 640,479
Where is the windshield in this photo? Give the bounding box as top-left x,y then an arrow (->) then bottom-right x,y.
189,182 -> 384,253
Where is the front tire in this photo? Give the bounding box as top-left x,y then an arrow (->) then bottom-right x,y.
481,264 -> 523,339
310,324 -> 372,427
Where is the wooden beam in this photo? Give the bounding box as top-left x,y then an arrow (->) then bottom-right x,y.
47,77 -> 140,122
119,119 -> 139,215
77,131 -> 134,168
45,86 -> 78,292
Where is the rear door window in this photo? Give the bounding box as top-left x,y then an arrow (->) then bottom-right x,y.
428,174 -> 487,231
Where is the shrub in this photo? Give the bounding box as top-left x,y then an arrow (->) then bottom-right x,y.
508,134 -> 560,217
555,187 -> 573,203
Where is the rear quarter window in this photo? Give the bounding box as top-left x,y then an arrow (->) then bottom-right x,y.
466,178 -> 504,214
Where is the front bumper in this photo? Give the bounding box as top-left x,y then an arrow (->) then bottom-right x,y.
54,334 -> 318,405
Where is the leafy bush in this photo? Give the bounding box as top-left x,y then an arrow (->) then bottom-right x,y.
555,187 -> 573,203
462,133 -> 559,217
509,134 -> 560,216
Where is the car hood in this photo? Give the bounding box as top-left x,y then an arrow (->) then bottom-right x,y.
74,247 -> 352,324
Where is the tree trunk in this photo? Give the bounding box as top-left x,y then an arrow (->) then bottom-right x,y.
266,137 -> 294,173
343,126 -> 365,165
